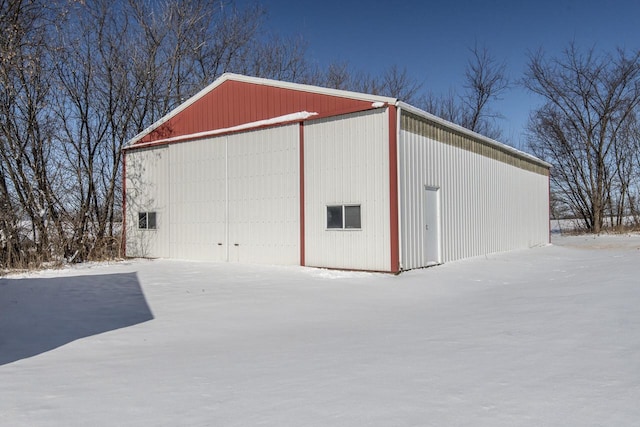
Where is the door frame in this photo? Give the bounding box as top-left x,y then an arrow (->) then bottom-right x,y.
424,185 -> 442,265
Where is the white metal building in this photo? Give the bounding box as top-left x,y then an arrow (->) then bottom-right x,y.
124,73 -> 550,273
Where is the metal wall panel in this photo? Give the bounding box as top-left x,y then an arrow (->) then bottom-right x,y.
127,125 -> 299,265
125,147 -> 171,258
226,125 -> 300,265
401,110 -> 548,175
399,127 -> 549,269
304,109 -> 391,271
168,138 -> 227,261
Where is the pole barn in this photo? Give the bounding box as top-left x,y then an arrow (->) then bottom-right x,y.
123,73 -> 550,273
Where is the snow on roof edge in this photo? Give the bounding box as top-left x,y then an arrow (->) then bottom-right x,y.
126,111 -> 318,150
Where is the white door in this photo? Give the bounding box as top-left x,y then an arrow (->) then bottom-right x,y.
424,186 -> 441,265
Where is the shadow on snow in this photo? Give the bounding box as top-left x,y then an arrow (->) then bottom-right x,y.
0,272 -> 154,366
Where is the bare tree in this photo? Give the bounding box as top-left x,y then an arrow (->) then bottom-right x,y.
416,45 -> 508,141
524,44 -> 640,233
379,65 -> 422,103
0,0 -> 63,267
188,1 -> 266,88
630,124 -> 640,226
418,89 -> 465,124
318,62 -> 423,104
349,70 -> 385,96
241,34 -> 313,83
320,61 -> 353,90
609,116 -> 638,228
52,0 -> 143,260
461,45 -> 509,135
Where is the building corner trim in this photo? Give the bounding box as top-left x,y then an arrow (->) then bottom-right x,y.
388,106 -> 400,273
299,122 -> 306,266
121,152 -> 127,258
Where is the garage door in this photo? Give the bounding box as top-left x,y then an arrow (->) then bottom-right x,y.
227,125 -> 300,264
167,124 -> 300,264
169,138 -> 227,261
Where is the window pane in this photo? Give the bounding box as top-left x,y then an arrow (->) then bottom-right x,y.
148,212 -> 157,229
327,205 -> 343,228
344,205 -> 361,229
138,212 -> 147,229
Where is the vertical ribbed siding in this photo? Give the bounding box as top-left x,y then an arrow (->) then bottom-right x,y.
401,111 -> 549,175
304,109 -> 391,271
226,125 -> 300,264
139,80 -> 376,144
125,147 -> 171,258
129,124 -> 299,265
168,137 -> 227,261
399,126 -> 549,269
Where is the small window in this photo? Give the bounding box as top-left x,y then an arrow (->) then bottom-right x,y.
327,205 -> 343,229
138,212 -> 157,230
326,205 -> 361,230
344,205 -> 361,229
147,212 -> 156,229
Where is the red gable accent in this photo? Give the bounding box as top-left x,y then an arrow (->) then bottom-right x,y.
138,80 -> 376,144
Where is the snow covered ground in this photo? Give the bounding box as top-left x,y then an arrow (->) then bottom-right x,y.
1,234 -> 640,426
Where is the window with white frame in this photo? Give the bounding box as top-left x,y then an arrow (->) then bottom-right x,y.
326,205 -> 361,229
138,212 -> 157,230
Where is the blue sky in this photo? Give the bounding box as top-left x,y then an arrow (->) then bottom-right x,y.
252,0 -> 640,147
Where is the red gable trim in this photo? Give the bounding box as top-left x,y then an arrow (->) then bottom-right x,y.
137,80 -> 380,145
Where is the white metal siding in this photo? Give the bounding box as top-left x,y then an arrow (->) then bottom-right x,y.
399,129 -> 549,269
125,147 -> 171,258
226,126 -> 300,264
304,109 -> 391,271
168,138 -> 226,261
126,125 -> 299,265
